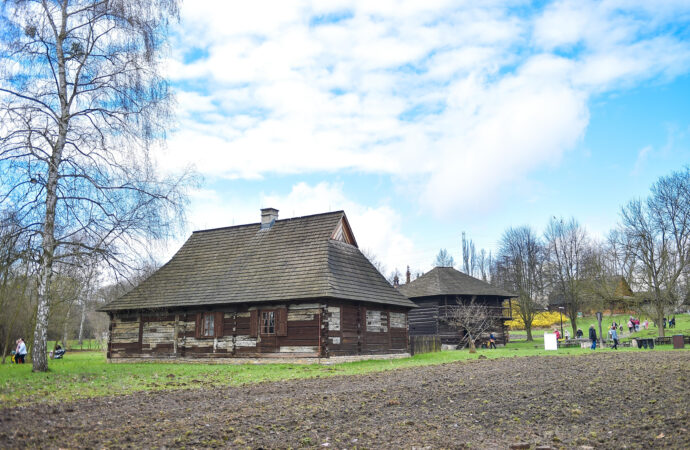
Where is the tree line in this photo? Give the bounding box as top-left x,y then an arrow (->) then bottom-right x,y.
429,167 -> 690,340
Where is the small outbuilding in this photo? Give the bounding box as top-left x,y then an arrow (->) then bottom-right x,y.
398,267 -> 514,347
100,209 -> 415,362
548,276 -> 635,314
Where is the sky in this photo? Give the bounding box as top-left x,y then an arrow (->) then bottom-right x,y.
157,0 -> 690,278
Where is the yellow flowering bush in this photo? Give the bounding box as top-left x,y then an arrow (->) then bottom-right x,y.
506,306 -> 568,330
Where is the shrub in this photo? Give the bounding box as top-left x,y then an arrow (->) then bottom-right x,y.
506,307 -> 568,330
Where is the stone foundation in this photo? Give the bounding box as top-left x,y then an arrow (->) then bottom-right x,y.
107,353 -> 411,365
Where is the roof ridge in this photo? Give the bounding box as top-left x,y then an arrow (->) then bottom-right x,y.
399,266 -> 515,298
192,210 -> 345,234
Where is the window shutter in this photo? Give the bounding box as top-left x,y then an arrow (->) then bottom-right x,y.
277,308 -> 288,336
249,310 -> 258,337
215,311 -> 224,337
195,313 -> 202,339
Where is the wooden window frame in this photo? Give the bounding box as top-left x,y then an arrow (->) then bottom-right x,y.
201,312 -> 215,337
196,311 -> 224,339
260,310 -> 276,335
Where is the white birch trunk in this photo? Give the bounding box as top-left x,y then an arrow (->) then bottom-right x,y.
78,297 -> 87,346
32,3 -> 68,372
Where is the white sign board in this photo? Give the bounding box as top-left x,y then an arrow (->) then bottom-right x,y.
544,332 -> 558,351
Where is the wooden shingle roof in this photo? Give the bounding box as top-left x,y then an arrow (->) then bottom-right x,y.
397,267 -> 515,299
101,211 -> 415,311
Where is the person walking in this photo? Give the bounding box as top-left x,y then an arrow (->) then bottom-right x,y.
15,338 -> 27,364
589,325 -> 597,350
610,325 -> 619,350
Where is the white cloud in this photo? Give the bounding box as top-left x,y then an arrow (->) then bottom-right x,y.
631,145 -> 653,175
161,0 -> 690,219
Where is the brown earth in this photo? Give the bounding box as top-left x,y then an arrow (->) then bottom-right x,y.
1,351 -> 688,449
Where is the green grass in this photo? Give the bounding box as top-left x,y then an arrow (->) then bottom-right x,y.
2,340 -> 686,408
573,313 -> 690,338
513,313 -> 690,342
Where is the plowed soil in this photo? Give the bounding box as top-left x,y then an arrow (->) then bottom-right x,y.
1,351 -> 688,449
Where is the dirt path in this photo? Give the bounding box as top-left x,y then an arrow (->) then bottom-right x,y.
1,351 -> 688,448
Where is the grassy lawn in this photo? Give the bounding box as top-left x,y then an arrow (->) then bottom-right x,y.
574,313 -> 690,338
1,339 -> 687,408
1,313 -> 687,408
512,312 -> 690,342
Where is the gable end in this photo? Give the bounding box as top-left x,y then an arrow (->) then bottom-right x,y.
331,216 -> 358,247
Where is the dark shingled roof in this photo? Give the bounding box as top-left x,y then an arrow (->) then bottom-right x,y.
397,267 -> 516,299
100,211 -> 415,311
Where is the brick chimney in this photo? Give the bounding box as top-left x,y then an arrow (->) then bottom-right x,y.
406,266 -> 411,284
260,208 -> 279,229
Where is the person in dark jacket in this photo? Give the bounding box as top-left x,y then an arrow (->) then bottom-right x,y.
589,325 -> 597,350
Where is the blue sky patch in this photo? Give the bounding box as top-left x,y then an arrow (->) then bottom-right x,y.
309,10 -> 354,27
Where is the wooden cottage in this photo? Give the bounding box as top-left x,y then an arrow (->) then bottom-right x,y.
397,267 -> 514,347
99,209 -> 416,362
548,276 -> 635,313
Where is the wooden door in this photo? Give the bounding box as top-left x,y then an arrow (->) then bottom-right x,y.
258,309 -> 278,353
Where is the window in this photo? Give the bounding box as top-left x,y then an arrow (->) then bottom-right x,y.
201,312 -> 215,337
261,311 -> 275,335
196,311 -> 223,339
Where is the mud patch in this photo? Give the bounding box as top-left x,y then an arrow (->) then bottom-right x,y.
0,351 -> 688,448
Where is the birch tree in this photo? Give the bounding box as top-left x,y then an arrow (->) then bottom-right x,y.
0,0 -> 191,372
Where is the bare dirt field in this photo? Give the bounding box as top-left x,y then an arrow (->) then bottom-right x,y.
1,351 -> 688,449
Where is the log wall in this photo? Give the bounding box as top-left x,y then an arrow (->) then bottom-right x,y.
108,300 -> 409,360
324,302 -> 409,356
406,295 -> 510,347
